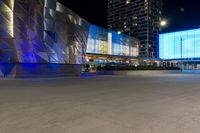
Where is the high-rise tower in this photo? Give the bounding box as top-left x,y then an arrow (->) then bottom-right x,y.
108,0 -> 162,58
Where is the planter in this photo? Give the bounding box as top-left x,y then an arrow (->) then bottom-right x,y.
96,70 -> 181,76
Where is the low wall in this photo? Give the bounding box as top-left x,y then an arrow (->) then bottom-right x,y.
96,70 -> 181,76
0,63 -> 82,78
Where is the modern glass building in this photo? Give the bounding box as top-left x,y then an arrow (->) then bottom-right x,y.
0,0 -> 139,77
159,28 -> 200,60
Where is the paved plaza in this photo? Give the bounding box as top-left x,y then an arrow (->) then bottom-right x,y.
1,73 -> 200,133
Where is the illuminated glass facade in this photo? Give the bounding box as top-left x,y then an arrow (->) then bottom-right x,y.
159,29 -> 200,60
87,25 -> 139,57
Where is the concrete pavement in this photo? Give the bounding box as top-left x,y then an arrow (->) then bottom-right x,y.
1,73 -> 200,133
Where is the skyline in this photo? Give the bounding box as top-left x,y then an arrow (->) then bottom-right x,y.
59,0 -> 200,33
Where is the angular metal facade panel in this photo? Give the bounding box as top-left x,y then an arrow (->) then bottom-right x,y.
0,0 -> 90,64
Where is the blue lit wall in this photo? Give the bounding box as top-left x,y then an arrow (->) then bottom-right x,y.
159,28 -> 200,60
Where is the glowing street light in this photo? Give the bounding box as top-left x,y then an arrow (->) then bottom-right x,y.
160,20 -> 167,27
117,31 -> 122,35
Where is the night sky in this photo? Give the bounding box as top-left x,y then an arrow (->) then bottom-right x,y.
59,0 -> 200,32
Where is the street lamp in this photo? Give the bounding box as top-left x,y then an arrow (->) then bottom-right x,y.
180,37 -> 183,72
159,20 -> 167,67
117,31 -> 121,34
160,20 -> 167,27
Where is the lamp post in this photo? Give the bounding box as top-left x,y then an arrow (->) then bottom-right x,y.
181,37 -> 183,72
160,20 -> 167,67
